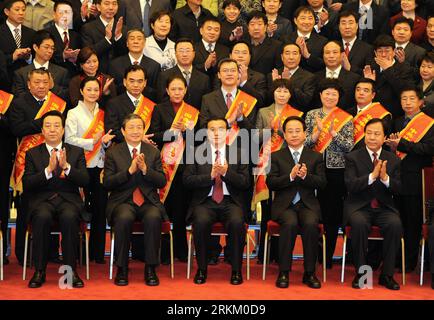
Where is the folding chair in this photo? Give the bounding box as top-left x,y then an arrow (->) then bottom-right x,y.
341,225 -> 406,285
109,220 -> 174,280
186,222 -> 251,280
23,221 -> 90,280
419,167 -> 434,285
262,220 -> 326,282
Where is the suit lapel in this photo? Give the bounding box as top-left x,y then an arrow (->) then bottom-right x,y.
361,148 -> 374,172
349,40 -> 360,60
132,0 -> 143,25
215,90 -> 228,115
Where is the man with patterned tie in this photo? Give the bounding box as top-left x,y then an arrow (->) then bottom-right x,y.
344,118 -> 403,290
267,116 -> 326,289
103,113 -> 167,286
183,117 -> 250,285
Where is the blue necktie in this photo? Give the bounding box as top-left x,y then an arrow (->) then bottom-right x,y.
292,151 -> 301,204
143,0 -> 151,36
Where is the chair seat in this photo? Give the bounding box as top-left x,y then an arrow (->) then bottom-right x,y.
345,225 -> 383,239
266,220 -> 324,236
26,221 -> 88,234
131,220 -> 171,234
422,224 -> 430,240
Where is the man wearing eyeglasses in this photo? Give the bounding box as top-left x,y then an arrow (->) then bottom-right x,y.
12,30 -> 70,101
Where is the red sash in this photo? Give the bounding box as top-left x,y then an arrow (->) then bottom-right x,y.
353,103 -> 390,145
82,110 -> 105,166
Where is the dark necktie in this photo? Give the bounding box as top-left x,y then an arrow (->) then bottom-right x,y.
132,148 -> 145,206
370,152 -> 380,209
226,93 -> 232,109
38,99 -> 45,107
183,70 -> 191,86
63,31 -> 69,48
292,151 -> 301,204
212,150 -> 224,204
345,42 -> 350,57
143,0 -> 151,36
402,117 -> 411,129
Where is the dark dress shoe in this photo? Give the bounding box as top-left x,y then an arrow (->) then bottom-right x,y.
114,267 -> 128,286
161,258 -> 171,265
145,265 -> 159,286
208,257 -> 219,265
275,271 -> 289,288
193,269 -> 207,284
72,271 -> 84,288
352,274 -> 363,289
230,271 -> 243,285
28,270 -> 46,288
302,272 -> 321,289
379,274 -> 400,290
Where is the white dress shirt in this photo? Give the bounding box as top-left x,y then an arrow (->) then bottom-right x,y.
34,60 -> 49,70
366,147 -> 390,187
326,65 -> 342,79
342,37 -> 357,52
65,101 -> 106,168
208,144 -> 230,197
44,142 -> 71,179
128,53 -> 143,66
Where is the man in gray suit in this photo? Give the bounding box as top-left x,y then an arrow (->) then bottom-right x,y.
12,30 -> 70,101
117,0 -> 172,35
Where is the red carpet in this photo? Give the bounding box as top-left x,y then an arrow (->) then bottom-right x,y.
1,235 -> 433,300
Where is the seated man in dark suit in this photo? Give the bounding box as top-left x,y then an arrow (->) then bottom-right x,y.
12,30 -> 70,101
246,11 -> 282,76
385,87 -> 434,273
183,117 -> 250,285
104,65 -> 155,143
103,113 -> 167,286
314,40 -> 361,110
193,16 -> 230,82
267,116 -> 326,289
344,118 -> 402,290
157,38 -> 211,109
46,0 -> 82,77
23,110 -> 89,288
267,42 -> 317,112
280,6 -> 327,73
338,10 -> 374,76
108,29 -> 160,94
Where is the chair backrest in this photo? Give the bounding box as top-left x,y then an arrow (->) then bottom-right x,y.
422,167 -> 434,224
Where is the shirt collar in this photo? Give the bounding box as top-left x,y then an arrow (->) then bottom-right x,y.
202,39 -> 215,51
77,100 -> 99,116
178,64 -> 193,74
210,144 -> 226,162
34,60 -> 49,70
395,42 -> 409,50
221,87 -> 237,102
127,143 -> 141,155
287,66 -> 299,75
99,16 -> 113,28
359,0 -> 372,10
126,91 -> 142,105
128,53 -> 143,65
326,65 -> 342,77
297,30 -> 312,39
55,23 -> 69,37
366,146 -> 382,159
32,94 -> 48,102
289,145 -> 304,156
46,142 -> 63,154
343,37 -> 357,48
6,20 -> 21,33
357,102 -> 373,113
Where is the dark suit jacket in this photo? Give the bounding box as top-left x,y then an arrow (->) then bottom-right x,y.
104,93 -> 156,143
80,17 -> 127,74
269,15 -> 293,40
23,143 -> 89,217
266,67 -> 317,113
8,91 -> 61,139
46,25 -> 82,76
199,88 -> 257,129
219,19 -> 247,48
280,31 -> 327,73
117,0 -> 172,32
421,80 -> 434,111
193,41 -> 230,79
249,37 -> 283,75
214,68 -> 267,109
183,143 -> 251,221
12,62 -> 70,101
346,39 -> 374,76
0,23 -> 35,87
343,148 -> 401,226
103,141 -> 167,223
0,50 -> 9,90
393,113 -> 434,196
108,54 -> 160,94
157,65 -> 211,109
314,69 -> 361,110
342,1 -> 390,44
170,4 -> 214,43
402,42 -> 426,74
373,61 -> 415,118
267,147 -> 326,221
